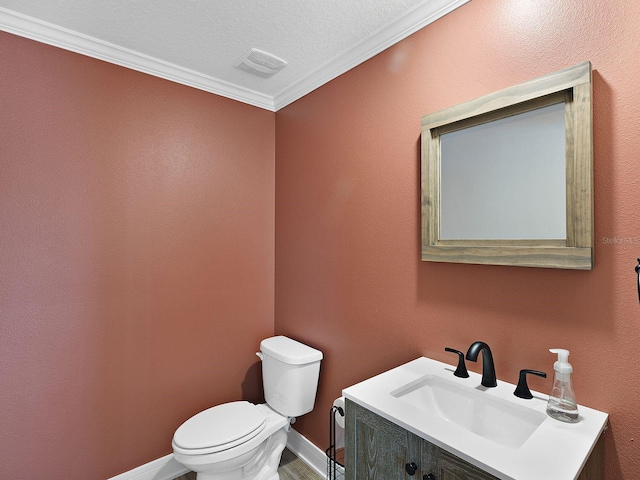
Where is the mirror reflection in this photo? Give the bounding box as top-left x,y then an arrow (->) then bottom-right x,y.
439,102 -> 566,240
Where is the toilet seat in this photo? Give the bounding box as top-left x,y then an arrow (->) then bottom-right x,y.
173,401 -> 266,455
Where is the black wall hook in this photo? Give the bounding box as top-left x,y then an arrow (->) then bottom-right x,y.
635,258 -> 640,304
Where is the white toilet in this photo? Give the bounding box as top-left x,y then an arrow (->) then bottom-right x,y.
172,336 -> 323,480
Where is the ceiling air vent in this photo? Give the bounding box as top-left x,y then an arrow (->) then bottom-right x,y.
234,48 -> 287,78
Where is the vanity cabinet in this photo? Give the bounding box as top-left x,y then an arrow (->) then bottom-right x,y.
345,399 -> 497,480
345,399 -> 604,480
430,446 -> 498,480
344,398 -> 421,478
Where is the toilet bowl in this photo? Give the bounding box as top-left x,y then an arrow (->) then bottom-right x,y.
172,336 -> 323,480
172,403 -> 289,480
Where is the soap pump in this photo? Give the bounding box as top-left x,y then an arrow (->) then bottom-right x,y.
546,349 -> 579,423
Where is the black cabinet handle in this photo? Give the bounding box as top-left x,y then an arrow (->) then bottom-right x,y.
405,462 -> 418,475
423,475 -> 436,480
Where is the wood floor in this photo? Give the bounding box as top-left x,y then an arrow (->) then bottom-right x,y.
173,448 -> 324,480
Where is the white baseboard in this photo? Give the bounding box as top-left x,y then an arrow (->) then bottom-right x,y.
108,429 -> 326,480
107,453 -> 189,480
286,428 -> 328,479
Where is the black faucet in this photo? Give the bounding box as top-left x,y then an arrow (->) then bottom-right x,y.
466,341 -> 497,387
514,369 -> 547,399
444,347 -> 469,378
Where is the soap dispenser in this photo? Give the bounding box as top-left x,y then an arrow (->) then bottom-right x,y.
546,349 -> 579,423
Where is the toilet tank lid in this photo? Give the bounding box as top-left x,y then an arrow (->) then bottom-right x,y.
260,336 -> 323,364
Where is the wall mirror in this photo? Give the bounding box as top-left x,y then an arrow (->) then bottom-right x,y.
421,62 -> 593,269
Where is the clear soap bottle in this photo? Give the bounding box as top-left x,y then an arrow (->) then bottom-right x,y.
546,349 -> 579,423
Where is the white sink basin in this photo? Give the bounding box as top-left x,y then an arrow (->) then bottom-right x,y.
391,374 -> 546,449
343,356 -> 608,480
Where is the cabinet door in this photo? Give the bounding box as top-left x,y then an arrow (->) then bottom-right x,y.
434,449 -> 499,480
345,399 -> 421,480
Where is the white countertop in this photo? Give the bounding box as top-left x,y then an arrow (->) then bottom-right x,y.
342,357 -> 608,480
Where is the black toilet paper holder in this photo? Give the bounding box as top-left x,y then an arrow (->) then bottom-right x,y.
326,404 -> 345,480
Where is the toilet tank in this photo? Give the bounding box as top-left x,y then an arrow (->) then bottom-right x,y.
259,336 -> 323,417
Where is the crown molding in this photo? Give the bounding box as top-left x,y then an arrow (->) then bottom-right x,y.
273,0 -> 470,110
0,0 -> 469,112
0,7 -> 276,110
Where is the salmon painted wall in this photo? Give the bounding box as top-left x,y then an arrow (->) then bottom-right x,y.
275,0 -> 640,477
0,33 -> 275,478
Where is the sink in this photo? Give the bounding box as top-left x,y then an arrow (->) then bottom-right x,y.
390,374 -> 546,449
343,356 -> 608,480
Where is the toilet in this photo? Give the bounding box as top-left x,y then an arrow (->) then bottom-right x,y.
172,336 -> 323,480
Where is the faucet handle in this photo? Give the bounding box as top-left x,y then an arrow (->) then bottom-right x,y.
445,348 -> 469,378
514,369 -> 547,399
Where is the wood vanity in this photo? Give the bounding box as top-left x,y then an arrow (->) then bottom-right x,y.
342,357 -> 607,480
345,399 -> 604,480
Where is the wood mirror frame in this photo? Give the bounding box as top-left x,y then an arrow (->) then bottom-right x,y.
421,62 -> 593,269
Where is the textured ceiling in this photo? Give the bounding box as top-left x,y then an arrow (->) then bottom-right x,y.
0,0 -> 469,110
